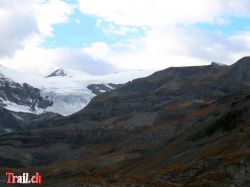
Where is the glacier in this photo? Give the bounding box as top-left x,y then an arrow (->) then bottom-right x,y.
0,65 -> 155,116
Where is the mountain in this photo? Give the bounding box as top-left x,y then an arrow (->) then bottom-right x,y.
211,61 -> 227,67
0,57 -> 249,186
46,68 -> 69,77
42,68 -> 155,115
0,68 -> 52,113
66,57 -> 250,125
0,65 -> 155,116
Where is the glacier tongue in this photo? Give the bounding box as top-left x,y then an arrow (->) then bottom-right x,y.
40,90 -> 95,116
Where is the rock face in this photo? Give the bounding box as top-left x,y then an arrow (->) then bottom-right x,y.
87,83 -> 124,95
0,73 -> 53,112
0,71 -> 54,133
0,57 -> 250,186
0,108 -> 23,133
46,68 -> 68,77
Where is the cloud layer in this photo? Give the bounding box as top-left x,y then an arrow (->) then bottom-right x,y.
78,0 -> 250,69
78,0 -> 250,26
1,0 -> 250,75
0,0 -> 117,75
0,0 -> 38,56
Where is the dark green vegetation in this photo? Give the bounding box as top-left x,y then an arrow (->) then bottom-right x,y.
0,57 -> 250,186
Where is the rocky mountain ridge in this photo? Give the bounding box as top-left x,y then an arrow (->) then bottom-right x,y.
0,57 -> 249,186
0,71 -> 53,112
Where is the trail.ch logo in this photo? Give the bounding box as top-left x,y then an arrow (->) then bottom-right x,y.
5,172 -> 42,185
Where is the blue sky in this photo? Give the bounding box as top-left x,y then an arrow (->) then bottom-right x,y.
41,8 -> 146,48
196,17 -> 250,36
0,0 -> 250,75
41,10 -> 115,48
43,13 -> 250,49
41,2 -> 250,49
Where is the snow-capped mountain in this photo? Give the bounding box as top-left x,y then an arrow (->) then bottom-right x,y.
46,68 -> 69,77
210,62 -> 227,67
0,67 -> 52,114
0,65 -> 155,116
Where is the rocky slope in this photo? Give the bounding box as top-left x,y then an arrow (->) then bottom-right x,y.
0,57 -> 249,186
87,83 -> 124,95
0,71 -> 53,113
55,56 -> 250,128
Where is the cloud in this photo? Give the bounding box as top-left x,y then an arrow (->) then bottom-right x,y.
79,0 -> 250,70
52,48 -> 117,75
0,0 -> 117,75
83,27 -> 250,70
0,0 -> 38,57
0,36 -> 117,76
0,0 -> 74,58
96,21 -> 141,36
79,0 -> 222,26
79,0 -> 250,27
0,0 -> 102,76
224,0 -> 250,17
36,0 -> 74,36
179,28 -> 250,63
1,0 -> 250,76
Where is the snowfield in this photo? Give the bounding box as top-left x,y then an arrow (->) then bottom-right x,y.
0,65 -> 155,116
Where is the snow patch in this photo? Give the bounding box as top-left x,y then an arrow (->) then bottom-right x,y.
105,84 -> 114,89
12,113 -> 24,121
2,100 -> 43,114
4,128 -> 14,133
211,62 -> 227,67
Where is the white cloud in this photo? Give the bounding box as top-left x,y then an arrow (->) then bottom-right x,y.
0,0 -> 38,57
0,0 -> 117,75
225,0 -> 250,17
79,0 -> 250,27
36,0 -> 74,36
0,38 -> 59,75
79,0 -> 222,26
1,0 -> 250,76
0,0 -> 74,58
96,21 -> 140,36
79,0 -> 250,70
0,0 -> 99,75
83,27 -> 250,70
0,36 -> 117,76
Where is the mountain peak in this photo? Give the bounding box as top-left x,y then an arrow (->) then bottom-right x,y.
46,68 -> 69,78
234,56 -> 250,67
210,62 -> 227,67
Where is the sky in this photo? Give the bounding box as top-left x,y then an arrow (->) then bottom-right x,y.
0,0 -> 250,75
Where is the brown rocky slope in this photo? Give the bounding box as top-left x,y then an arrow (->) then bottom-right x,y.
0,57 -> 250,186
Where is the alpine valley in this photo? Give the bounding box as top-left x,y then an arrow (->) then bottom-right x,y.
0,57 -> 249,186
